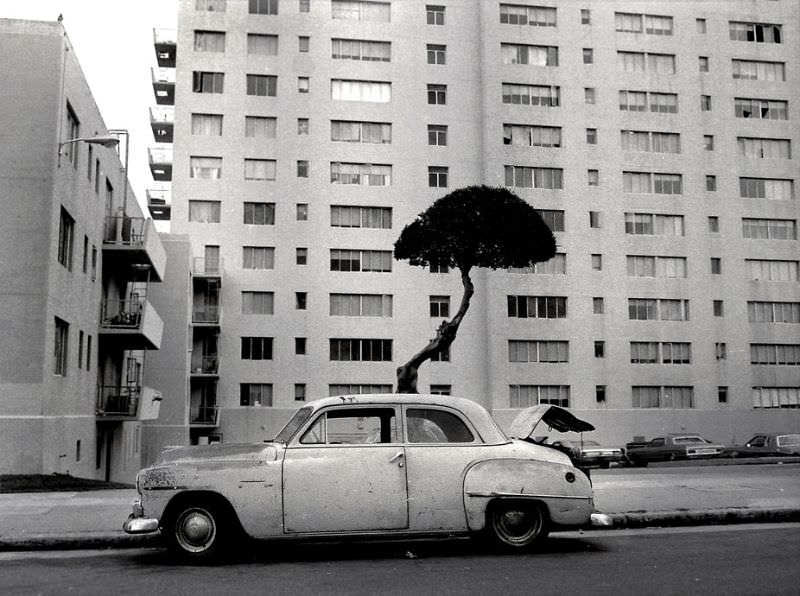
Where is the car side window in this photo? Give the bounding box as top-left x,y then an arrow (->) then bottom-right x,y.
300,408 -> 398,445
406,408 -> 475,444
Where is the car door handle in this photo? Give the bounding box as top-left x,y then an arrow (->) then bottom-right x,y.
389,451 -> 404,467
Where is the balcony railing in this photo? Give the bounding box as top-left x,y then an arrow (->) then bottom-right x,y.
190,405 -> 220,426
151,67 -> 175,85
102,297 -> 144,328
193,306 -> 220,324
104,216 -> 146,246
193,257 -> 223,277
148,146 -> 173,165
192,355 -> 219,374
97,385 -> 140,417
153,28 -> 177,46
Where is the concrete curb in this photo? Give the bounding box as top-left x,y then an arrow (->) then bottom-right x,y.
2,508 -> 799,552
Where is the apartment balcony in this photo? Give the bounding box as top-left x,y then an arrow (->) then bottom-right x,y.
146,188 -> 171,220
191,354 -> 219,376
153,28 -> 176,67
190,405 -> 220,427
100,296 -> 164,350
148,146 -> 173,181
193,257 -> 223,280
150,106 -> 174,143
193,305 -> 220,326
151,67 -> 175,105
97,385 -> 162,421
102,216 -> 166,282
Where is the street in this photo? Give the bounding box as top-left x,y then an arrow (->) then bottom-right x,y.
1,524 -> 798,595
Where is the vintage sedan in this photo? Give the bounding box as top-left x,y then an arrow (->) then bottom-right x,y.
124,394 -> 602,560
725,433 -> 800,458
547,439 -> 625,469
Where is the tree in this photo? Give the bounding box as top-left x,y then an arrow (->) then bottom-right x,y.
393,185 -> 557,393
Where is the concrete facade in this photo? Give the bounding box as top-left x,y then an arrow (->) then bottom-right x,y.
0,19 -> 166,482
148,0 -> 798,453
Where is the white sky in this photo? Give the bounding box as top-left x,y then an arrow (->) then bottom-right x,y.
2,1 -> 178,212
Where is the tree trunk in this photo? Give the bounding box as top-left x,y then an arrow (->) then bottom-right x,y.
396,267 -> 474,393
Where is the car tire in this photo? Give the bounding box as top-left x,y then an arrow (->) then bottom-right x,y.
164,500 -> 229,562
485,500 -> 549,550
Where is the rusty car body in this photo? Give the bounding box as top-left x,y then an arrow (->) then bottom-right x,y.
124,394 -> 600,560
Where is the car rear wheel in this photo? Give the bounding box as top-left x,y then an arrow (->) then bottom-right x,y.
486,500 -> 549,550
164,500 -> 228,561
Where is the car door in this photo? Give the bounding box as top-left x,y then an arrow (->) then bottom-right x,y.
282,405 -> 408,533
402,405 -> 485,532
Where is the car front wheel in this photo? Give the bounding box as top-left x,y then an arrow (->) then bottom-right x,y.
486,500 -> 549,550
165,501 -> 227,561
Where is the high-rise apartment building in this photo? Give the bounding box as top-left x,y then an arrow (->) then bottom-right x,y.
0,19 -> 167,481
145,0 -> 798,454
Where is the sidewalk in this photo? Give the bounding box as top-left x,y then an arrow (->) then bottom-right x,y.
1,461 -> 798,551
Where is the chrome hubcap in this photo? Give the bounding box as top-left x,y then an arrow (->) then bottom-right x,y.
177,509 -> 216,552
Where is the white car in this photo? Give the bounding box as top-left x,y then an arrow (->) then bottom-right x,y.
124,394 -> 602,560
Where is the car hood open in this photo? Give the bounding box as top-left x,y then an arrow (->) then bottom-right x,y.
508,405 -> 595,439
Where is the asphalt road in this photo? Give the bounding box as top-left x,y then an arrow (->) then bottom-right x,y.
1,524 -> 798,595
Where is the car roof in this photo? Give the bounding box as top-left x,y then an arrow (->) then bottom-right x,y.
303,393 -> 509,444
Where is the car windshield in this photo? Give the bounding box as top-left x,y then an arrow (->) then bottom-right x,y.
778,434 -> 800,447
674,437 -> 705,444
274,406 -> 313,443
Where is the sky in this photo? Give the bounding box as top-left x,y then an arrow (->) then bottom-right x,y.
2,0 -> 178,212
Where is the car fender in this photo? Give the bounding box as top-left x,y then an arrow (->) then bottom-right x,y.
462,458 -> 593,531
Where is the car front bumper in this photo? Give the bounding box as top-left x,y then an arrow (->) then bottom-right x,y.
122,499 -> 160,535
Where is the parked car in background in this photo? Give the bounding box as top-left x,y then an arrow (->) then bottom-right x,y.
724,433 -> 800,458
124,395 -> 601,561
547,439 -> 625,469
624,434 -> 725,466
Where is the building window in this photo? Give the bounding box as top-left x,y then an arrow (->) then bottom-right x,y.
429,263 -> 449,274
732,59 -> 785,81
331,205 -> 392,229
294,384 -> 307,401
584,88 -> 595,104
430,385 -> 451,396
91,246 -> 97,281
82,235 -> 89,273
426,4 -> 445,25
331,38 -> 391,62
330,293 -> 393,317
696,18 -> 707,33
617,51 -> 675,74
503,124 -> 561,147
729,21 -> 782,44
708,216 -> 720,232
298,36 -> 310,52
746,258 -> 798,281
295,337 -> 307,354
297,118 -> 309,134
699,56 -> 709,72
331,0 -> 391,22
700,95 -> 711,111
330,249 -> 392,272
64,103 -> 80,167
750,343 -> 800,366
589,211 -> 601,228
628,298 -> 690,321
748,301 -> 800,323
296,203 -> 308,220
296,292 -> 307,310
241,337 -> 273,360
298,77 -> 310,93
591,254 -> 603,271
718,387 -> 728,404
242,246 -> 275,269
330,338 -> 392,361
194,30 -> 225,52
332,79 -> 391,102
752,387 -> 800,409
510,385 -> 569,408
588,170 -> 599,187
247,74 -> 278,96
244,159 -> 277,180
742,218 -> 797,240
191,113 -> 223,136
735,98 -> 789,121
331,120 -> 392,144
509,340 -> 569,363
593,297 -> 604,314
499,4 -> 556,26
631,342 -> 692,365
507,296 -> 567,319
594,341 -> 605,358
427,84 -> 447,105
623,172 -> 682,195
190,156 -> 222,179
504,166 -> 563,189
249,0 -> 278,15
626,256 -> 687,279
509,253 -> 567,275
632,386 -> 694,408
247,33 -> 278,55
586,128 -> 597,144
428,166 -> 448,188
297,160 -> 309,177
192,71 -> 224,93
296,248 -> 308,265
189,200 -> 221,223
430,296 -> 450,318
737,137 -> 791,160
299,0 -> 310,11
431,345 -> 450,362
501,43 -> 558,66
582,48 -> 593,64
54,317 -> 69,375
245,116 -> 277,138
329,383 -> 393,395
58,207 -> 74,270
619,90 -> 678,114
331,162 -> 391,186
428,124 -> 447,146
716,343 -> 727,360
713,300 -> 725,317
703,135 -> 714,151
502,83 -> 560,107
705,175 -> 716,191
596,386 -> 606,403
426,44 -> 446,65
243,202 -> 275,225
621,131 -> 681,154
242,291 -> 274,315
625,213 -> 685,236
615,13 -> 673,35
240,383 -> 273,407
